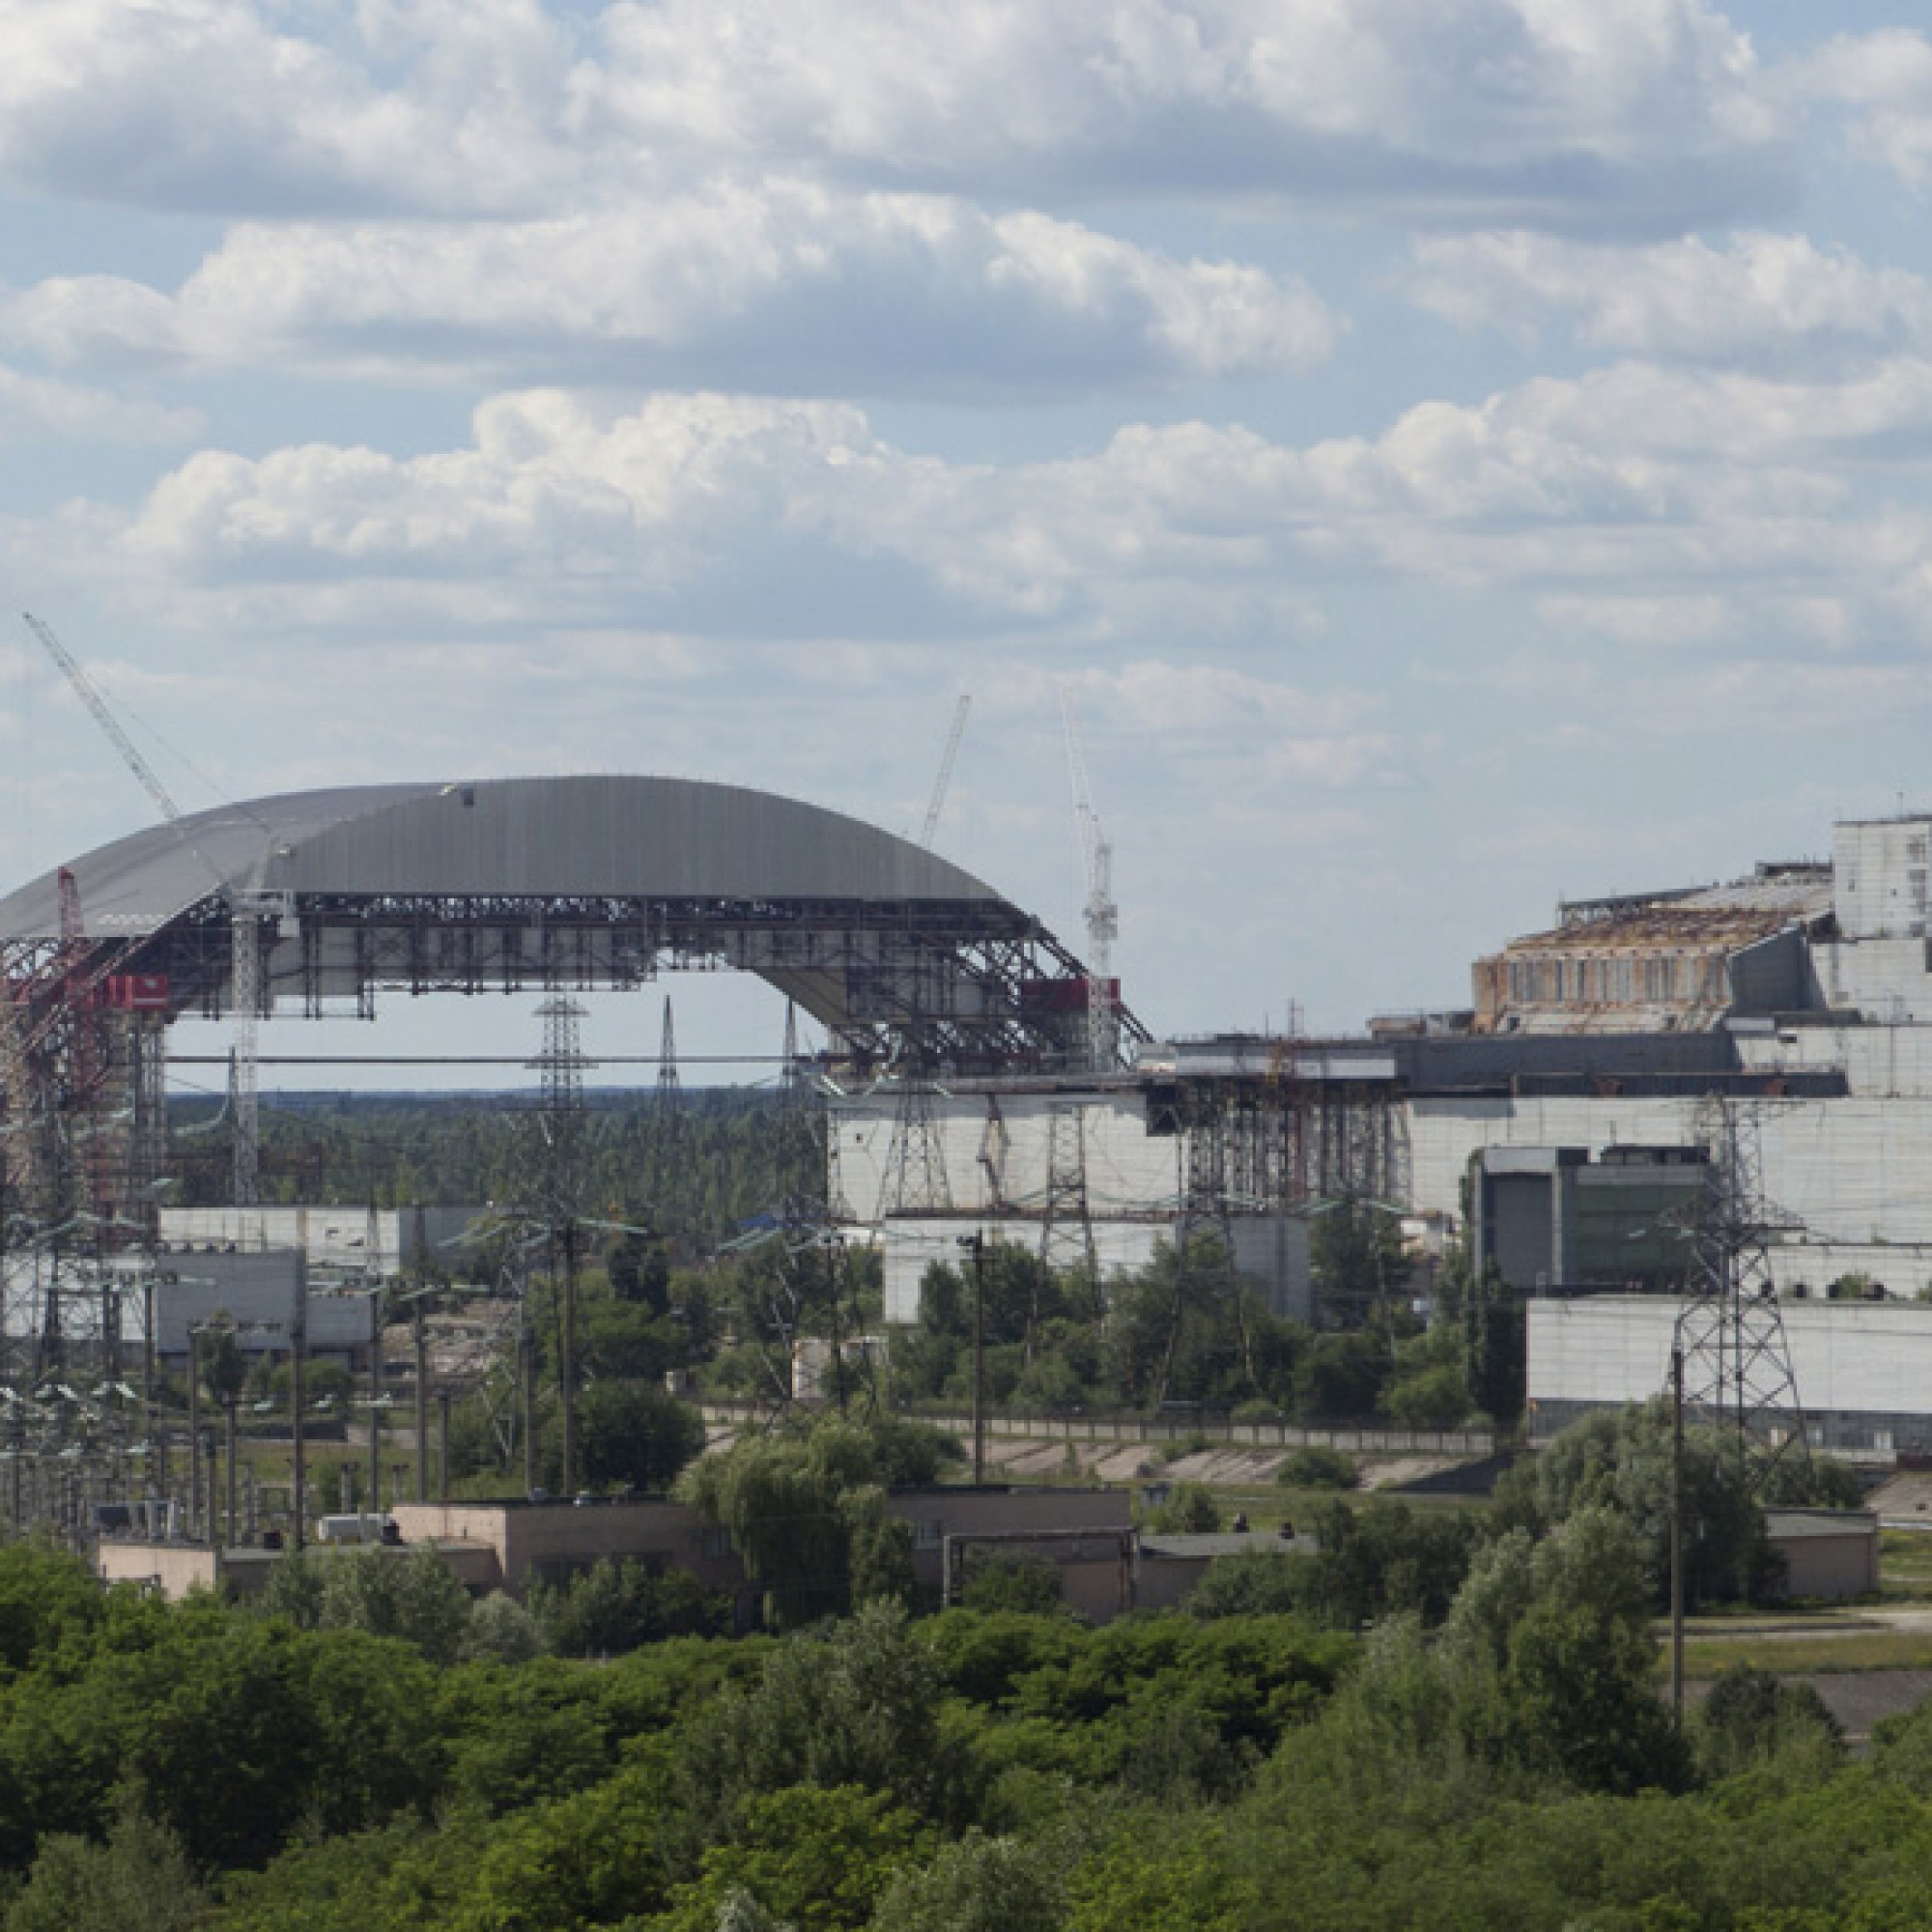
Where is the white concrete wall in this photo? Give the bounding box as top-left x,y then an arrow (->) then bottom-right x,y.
159,1206 -> 482,1274
1834,819 -> 1932,940
1529,1293 -> 1932,1420
833,1089 -> 1177,1225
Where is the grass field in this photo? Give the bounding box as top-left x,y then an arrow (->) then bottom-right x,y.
1674,1628 -> 1932,1677
1881,1529 -> 1932,1601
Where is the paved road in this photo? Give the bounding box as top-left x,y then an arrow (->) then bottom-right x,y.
1685,1668 -> 1932,1746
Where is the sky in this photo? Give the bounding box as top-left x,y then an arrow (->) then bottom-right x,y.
6,0 -> 1932,1089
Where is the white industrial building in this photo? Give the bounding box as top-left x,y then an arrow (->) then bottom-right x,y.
0,1248 -> 375,1361
851,813 -> 1932,1354
1528,1294 -> 1932,1456
158,1205 -> 481,1276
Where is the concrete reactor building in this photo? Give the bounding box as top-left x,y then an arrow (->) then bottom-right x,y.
841,812 -> 1932,1450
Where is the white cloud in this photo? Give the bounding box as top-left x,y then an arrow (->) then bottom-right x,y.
1412,230 -> 1932,368
0,0 -> 1789,232
0,363 -> 198,443
593,0 -> 1788,231
1800,29 -> 1932,189
3,186 -> 1342,394
0,0 -> 584,216
42,358 -> 1932,655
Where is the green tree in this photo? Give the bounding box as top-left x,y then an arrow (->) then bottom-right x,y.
461,1592 -> 546,1664
871,1827 -> 1072,1932
0,1543 -> 107,1677
1310,1199 -> 1410,1321
273,1547 -> 476,1664
1143,1482 -> 1222,1534
1293,1496 -> 1480,1630
1494,1400 -> 1767,1606
1758,1453 -> 1865,1510
1184,1549 -> 1311,1621
672,1603 -> 973,1858
1461,1258 -> 1525,1428
679,1415 -> 947,1628
531,1558 -> 729,1658
4,1794 -> 202,1932
450,1760 -> 669,1931
958,1552 -> 1065,1616
659,1785 -> 925,1932
575,1379 -> 706,1491
1293,1332 -> 1387,1423
1696,1662 -> 1843,1782
1462,1506 -> 1689,1794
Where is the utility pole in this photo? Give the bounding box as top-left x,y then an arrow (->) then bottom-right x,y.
143,1271 -> 162,1497
223,1392 -> 239,1548
957,1233 -> 986,1484
413,1294 -> 429,1504
521,1289 -> 539,1497
560,1220 -> 579,1496
366,1289 -> 384,1517
1670,1344 -> 1686,1727
205,1432 -> 221,1559
290,1253 -> 307,1550
187,1326 -> 202,1540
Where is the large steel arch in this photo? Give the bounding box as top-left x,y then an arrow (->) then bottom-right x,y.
0,774 -> 1145,1076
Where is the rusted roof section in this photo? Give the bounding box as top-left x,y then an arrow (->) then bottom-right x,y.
1503,906 -> 1801,955
1503,867 -> 1834,957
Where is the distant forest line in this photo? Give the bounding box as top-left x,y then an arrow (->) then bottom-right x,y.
167,1089 -> 795,1248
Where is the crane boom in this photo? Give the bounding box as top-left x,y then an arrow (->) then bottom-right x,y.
23,614 -> 185,829
918,696 -> 972,848
20,613 -> 269,1207
1057,688 -> 1120,1072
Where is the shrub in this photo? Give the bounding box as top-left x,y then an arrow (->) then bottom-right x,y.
532,1557 -> 731,1658
1143,1483 -> 1222,1534
959,1552 -> 1065,1617
1277,1446 -> 1357,1491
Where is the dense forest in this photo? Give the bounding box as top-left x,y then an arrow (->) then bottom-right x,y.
0,1403 -> 1914,1932
173,1090 -> 790,1246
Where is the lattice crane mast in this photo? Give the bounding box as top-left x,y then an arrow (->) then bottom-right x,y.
1058,688 -> 1119,1072
918,696 -> 972,849
21,612 -> 268,1207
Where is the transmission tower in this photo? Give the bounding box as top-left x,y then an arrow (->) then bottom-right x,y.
1039,1102 -> 1101,1318
1674,1096 -> 1810,1487
532,997 -> 590,1493
882,1065 -> 953,1216
654,996 -> 681,1124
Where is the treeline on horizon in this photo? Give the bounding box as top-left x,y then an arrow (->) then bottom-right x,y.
169,1089 -> 791,1246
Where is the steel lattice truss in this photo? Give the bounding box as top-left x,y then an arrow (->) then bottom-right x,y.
117,890 -> 1144,1071
1,889 -> 1146,1240
1674,1097 -> 1810,1485
1145,1067 -> 1410,1215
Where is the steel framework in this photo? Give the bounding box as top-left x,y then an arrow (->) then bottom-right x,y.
1673,1097 -> 1810,1485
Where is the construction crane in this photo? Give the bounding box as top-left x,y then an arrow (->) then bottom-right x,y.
21,613 -> 270,1207
917,696 -> 972,849
1058,687 -> 1119,1072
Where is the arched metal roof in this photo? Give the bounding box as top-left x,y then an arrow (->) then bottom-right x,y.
0,776 -> 1006,942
